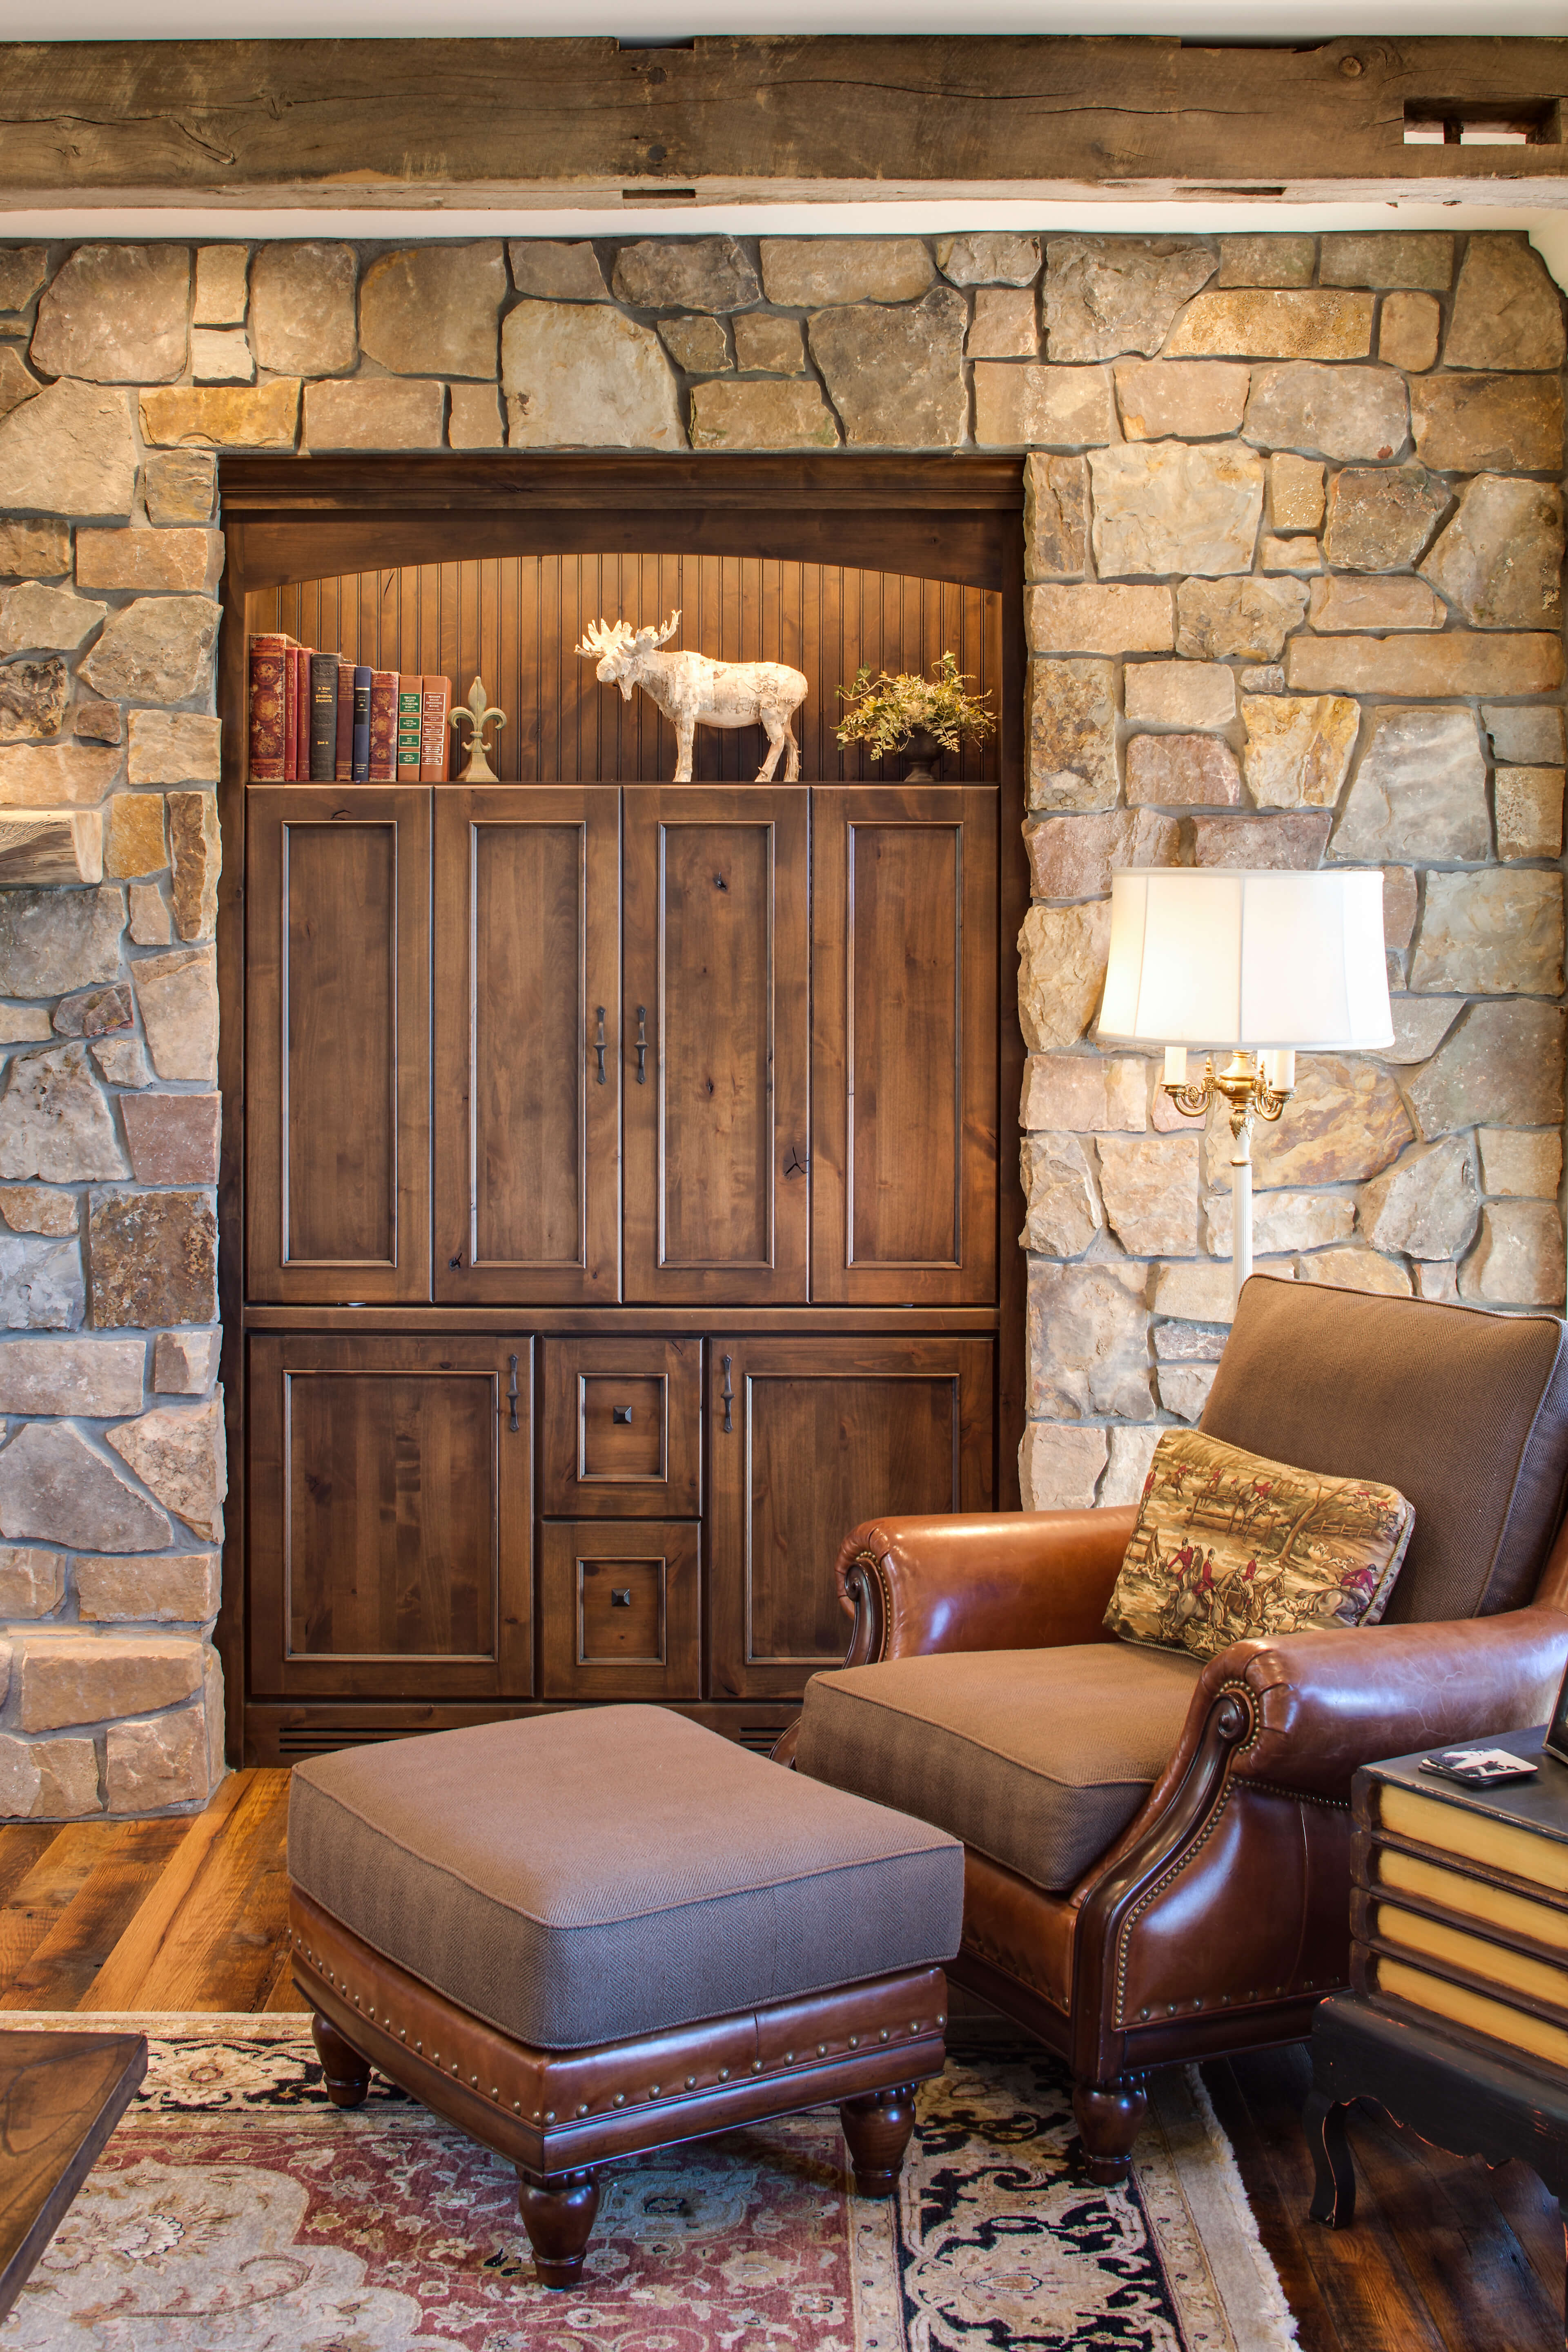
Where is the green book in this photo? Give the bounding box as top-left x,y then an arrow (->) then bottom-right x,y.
396,675 -> 423,780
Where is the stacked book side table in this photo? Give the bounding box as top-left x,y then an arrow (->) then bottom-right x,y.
1307,1728 -> 1568,2345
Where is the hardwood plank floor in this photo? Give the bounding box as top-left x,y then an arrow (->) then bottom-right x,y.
0,1768 -> 1557,2350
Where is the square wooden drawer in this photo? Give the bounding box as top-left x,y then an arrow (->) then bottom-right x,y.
540,1521 -> 701,1700
541,1338 -> 700,1516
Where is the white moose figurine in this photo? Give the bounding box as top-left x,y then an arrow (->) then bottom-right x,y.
577,612 -> 807,783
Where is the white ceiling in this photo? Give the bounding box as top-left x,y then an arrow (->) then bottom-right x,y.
0,0 -> 1559,34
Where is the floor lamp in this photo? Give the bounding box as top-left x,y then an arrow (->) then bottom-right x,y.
1097,869 -> 1394,1307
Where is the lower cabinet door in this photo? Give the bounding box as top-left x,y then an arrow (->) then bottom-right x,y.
708,1336 -> 994,1701
248,1335 -> 533,1700
540,1521 -> 701,1702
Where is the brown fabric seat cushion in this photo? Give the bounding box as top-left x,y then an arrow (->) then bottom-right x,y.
795,1643 -> 1204,1894
287,1706 -> 962,2051
1203,1276 -> 1568,1622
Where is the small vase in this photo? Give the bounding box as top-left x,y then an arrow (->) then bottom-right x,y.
900,727 -> 943,782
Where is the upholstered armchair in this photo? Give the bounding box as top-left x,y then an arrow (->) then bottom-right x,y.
793,1276 -> 1568,2183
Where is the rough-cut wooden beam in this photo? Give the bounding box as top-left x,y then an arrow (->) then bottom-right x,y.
0,810 -> 101,884
0,36 -> 1563,207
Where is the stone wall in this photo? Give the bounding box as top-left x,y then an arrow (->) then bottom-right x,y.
0,225 -> 1558,1811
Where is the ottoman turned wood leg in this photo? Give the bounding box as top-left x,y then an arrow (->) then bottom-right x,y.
311,2012 -> 370,2109
517,2168 -> 601,2288
840,2082 -> 918,2196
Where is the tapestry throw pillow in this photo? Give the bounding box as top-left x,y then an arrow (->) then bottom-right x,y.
1104,1427 -> 1414,1664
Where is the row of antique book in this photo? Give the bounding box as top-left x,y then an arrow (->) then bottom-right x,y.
249,635 -> 454,784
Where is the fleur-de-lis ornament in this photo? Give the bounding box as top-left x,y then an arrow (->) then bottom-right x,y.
450,676 -> 507,782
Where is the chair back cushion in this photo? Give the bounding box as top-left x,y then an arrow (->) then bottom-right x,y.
1201,1276 -> 1568,1622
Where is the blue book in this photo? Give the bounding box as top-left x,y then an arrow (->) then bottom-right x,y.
351,666 -> 372,784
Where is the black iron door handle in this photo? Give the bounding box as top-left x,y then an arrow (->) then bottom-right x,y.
635,1005 -> 647,1085
507,1354 -> 520,1433
720,1354 -> 733,1435
593,1006 -> 606,1085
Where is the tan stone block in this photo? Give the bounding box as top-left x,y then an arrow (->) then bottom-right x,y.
1296,1247 -> 1412,1297
1021,1052 -> 1146,1134
0,249 -> 47,313
1228,1056 -> 1413,1187
1190,812 -> 1331,869
731,313 -> 804,374
1166,290 -> 1373,360
1044,236 -> 1215,361
937,232 -> 1041,288
1268,454 -> 1325,533
1411,869 -> 1564,998
1358,1135 -> 1479,1260
966,286 -> 1037,360
1323,466 -> 1449,572
689,379 -> 837,451
1026,810 -> 1179,899
1496,768 -> 1565,862
1215,235 -> 1314,288
105,1700 -> 214,1811
1089,442 -> 1262,579
1321,234 -> 1452,290
758,237 -> 933,307
0,380 -> 136,519
1446,235 -> 1566,373
120,1092 -> 220,1186
0,520 -> 68,580
359,241 -> 506,378
1027,666 -> 1117,815
447,384 -> 503,449
1096,1131 -> 1201,1255
73,700 -> 121,746
1410,375 -> 1564,474
80,596 -> 219,706
88,1189 -> 218,1329
1414,1261 -> 1460,1302
0,1548 -> 62,1618
1207,1187 -> 1354,1256
1100,1425 -> 1165,1506
1124,661 -> 1236,730
0,1014 -> 50,1052
250,241 -> 357,376
0,1338 -> 143,1417
659,315 -> 728,374
0,886 -> 123,997
78,1552 -> 219,1624
0,582 -> 106,656
105,794 -> 166,880
0,1040 -> 127,1184
1125,733 -> 1243,808
1260,536 -> 1319,573
193,245 -> 249,326
1243,363 -> 1408,461
1331,708 -> 1488,862
167,791 -> 220,942
0,1734 -> 99,1820
189,329 -> 253,385
52,982 -> 131,1039
808,292 -> 967,448
1379,293 -> 1442,374
1018,901 -> 1110,1051
127,712 -> 222,788
0,350 -> 38,430
17,1630 -> 202,1731
1307,577 -> 1444,633
142,450 -> 217,526
1176,575 -> 1306,661
153,1328 -> 221,1394
138,381 -> 300,452
1019,1421 -> 1107,1511
304,379 -> 444,452
30,245 -> 188,383
127,886 -> 171,948
502,302 -> 682,451
973,362 -> 1115,449
508,241 -> 609,301
107,1397 -> 226,1544
1384,996 -> 1464,1065
0,1422 -> 168,1552
0,1186 -> 76,1234
1478,1127 -> 1562,1199
1485,706 -> 1565,766
0,744 -> 120,809
1029,583 -> 1173,657
1024,454 -> 1088,581
1112,359 -> 1249,441
1028,1258 -> 1152,1420
1460,1202 -> 1567,1308
1152,1256 -> 1292,1323
75,528 -> 222,595
1286,634 -> 1564,699
1019,1132 -> 1101,1255
1420,477 -> 1564,631
132,947 -> 217,1081
1383,868 -> 1419,956
1410,1001 -> 1566,1137
612,239 -> 762,311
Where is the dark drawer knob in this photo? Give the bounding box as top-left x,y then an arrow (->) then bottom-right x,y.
610,1589 -> 633,1608
612,1405 -> 633,1425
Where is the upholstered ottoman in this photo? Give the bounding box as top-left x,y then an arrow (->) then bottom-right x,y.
287,1706 -> 962,2286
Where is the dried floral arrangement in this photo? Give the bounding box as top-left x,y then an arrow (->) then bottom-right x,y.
835,651 -> 996,760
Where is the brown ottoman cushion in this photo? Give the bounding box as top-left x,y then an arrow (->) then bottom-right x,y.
288,1704 -> 963,2050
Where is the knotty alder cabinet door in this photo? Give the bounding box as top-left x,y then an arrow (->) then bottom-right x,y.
246,791 -> 431,1304
623,789 -> 810,1305
708,1336 -> 994,1700
434,788 -> 620,1304
249,1335 -> 532,1700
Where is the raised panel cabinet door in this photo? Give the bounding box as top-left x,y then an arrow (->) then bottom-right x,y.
539,1521 -> 701,1703
624,789 -> 809,1305
248,1334 -> 532,1701
708,1337 -> 993,1701
434,788 -> 620,1304
811,787 -> 999,1305
246,788 -> 432,1305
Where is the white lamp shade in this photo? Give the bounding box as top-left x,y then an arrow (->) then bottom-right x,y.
1098,869 -> 1394,1051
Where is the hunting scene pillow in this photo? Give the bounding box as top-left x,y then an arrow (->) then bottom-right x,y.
1104,1428 -> 1414,1665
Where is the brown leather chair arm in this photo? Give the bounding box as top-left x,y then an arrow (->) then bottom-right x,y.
1208,1606 -> 1568,1801
835,1507 -> 1138,1665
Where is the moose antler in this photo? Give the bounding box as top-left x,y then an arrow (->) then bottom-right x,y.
576,617 -> 636,659
635,611 -> 681,650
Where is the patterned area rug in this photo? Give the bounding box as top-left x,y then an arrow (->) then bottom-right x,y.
0,2015 -> 1296,2351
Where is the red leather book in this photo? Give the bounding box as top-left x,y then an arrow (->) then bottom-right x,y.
294,645 -> 312,783
335,660 -> 354,782
282,640 -> 298,782
396,674 -> 423,781
368,670 -> 399,783
419,675 -> 452,782
249,635 -> 287,783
